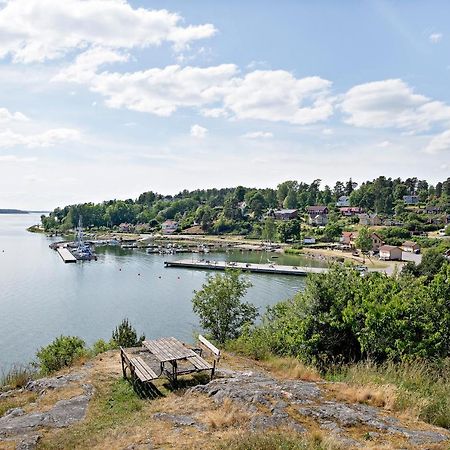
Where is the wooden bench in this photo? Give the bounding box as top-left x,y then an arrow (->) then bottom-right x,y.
120,347 -> 159,384
196,335 -> 221,378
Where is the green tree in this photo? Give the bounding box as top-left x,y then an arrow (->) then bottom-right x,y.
283,189 -> 297,209
262,217 -> 277,243
111,318 -> 145,348
192,270 -> 257,344
277,220 -> 301,243
355,227 -> 372,253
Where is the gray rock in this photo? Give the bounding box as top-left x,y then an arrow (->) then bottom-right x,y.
250,414 -> 306,433
4,408 -> 25,418
16,434 -> 40,450
25,372 -> 85,394
0,384 -> 93,438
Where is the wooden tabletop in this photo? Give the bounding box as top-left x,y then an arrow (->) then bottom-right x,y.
142,337 -> 198,363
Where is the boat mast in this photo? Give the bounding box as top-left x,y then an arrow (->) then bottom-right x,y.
76,216 -> 84,251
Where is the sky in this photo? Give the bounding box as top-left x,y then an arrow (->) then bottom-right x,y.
0,0 -> 449,210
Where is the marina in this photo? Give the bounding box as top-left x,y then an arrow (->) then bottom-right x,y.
164,259 -> 329,276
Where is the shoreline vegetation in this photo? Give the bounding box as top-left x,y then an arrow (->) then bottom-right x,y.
33,176 -> 449,271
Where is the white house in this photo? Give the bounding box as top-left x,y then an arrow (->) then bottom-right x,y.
161,220 -> 178,234
379,245 -> 402,260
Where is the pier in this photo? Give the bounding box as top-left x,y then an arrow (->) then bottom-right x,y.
57,246 -> 77,263
164,259 -> 329,276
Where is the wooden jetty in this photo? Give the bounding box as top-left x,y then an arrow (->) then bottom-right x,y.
164,259 -> 328,276
56,246 -> 77,263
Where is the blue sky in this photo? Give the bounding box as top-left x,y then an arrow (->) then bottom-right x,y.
0,0 -> 449,209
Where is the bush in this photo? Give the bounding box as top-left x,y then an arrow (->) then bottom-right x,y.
36,336 -> 86,374
111,318 -> 145,348
91,339 -> 113,355
233,263 -> 450,367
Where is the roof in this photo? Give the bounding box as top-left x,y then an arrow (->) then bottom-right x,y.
402,241 -> 419,247
274,209 -> 297,214
379,245 -> 401,251
307,206 -> 327,213
162,220 -> 178,225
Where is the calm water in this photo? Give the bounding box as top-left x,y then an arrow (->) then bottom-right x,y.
0,214 -> 323,371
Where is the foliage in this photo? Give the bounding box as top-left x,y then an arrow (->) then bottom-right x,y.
277,219 -> 301,242
355,226 -> 372,253
192,270 -> 257,344
91,339 -> 114,355
262,217 -> 276,242
111,318 -> 145,348
36,335 -> 87,374
401,247 -> 447,281
232,264 -> 450,367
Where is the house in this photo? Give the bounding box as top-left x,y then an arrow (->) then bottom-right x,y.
403,195 -> 419,205
273,209 -> 298,220
340,231 -> 357,247
307,206 -> 328,226
161,220 -> 178,234
358,213 -> 382,226
379,245 -> 402,260
340,231 -> 384,252
119,223 -> 134,233
425,205 -> 441,214
303,237 -> 316,244
336,195 -> 350,207
401,241 -> 421,254
339,207 -> 363,217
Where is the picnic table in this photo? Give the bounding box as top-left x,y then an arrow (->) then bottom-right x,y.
142,336 -> 214,383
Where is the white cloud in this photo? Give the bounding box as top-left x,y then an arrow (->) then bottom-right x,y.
0,128 -> 80,148
322,128 -> 333,135
223,71 -> 333,125
67,62 -> 333,125
53,47 -> 129,83
429,33 -> 443,44
190,124 -> 208,138
425,130 -> 450,153
89,64 -> 238,116
341,79 -> 450,131
242,131 -> 273,139
0,0 -> 216,63
377,140 -> 391,147
0,107 -> 28,122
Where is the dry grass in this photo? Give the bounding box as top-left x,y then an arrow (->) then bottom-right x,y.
325,382 -> 397,409
202,398 -> 252,429
214,428 -> 348,450
262,356 -> 321,382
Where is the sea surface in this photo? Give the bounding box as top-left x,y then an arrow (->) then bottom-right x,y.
0,214 -> 326,371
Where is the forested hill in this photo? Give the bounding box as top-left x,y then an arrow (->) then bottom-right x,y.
40,176 -> 450,234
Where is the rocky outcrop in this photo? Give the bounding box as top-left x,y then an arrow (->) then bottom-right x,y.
190,369 -> 450,448
0,370 -> 93,449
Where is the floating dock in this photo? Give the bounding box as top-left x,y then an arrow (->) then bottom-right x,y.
56,247 -> 77,263
164,259 -> 328,276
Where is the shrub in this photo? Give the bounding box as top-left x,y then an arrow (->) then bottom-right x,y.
36,335 -> 86,374
91,339 -> 113,355
111,318 -> 145,348
232,263 -> 450,367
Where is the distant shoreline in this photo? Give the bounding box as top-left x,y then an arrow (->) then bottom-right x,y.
0,209 -> 29,214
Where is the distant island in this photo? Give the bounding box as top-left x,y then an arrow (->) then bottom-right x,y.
0,209 -> 29,214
